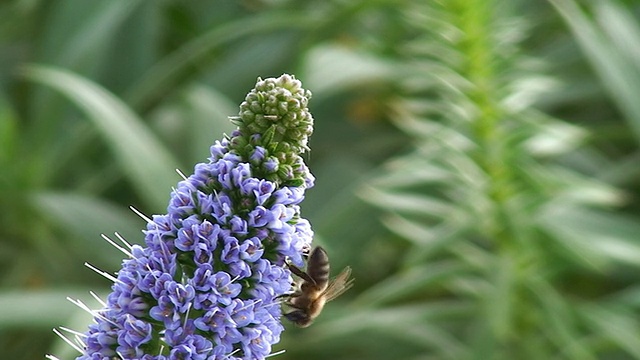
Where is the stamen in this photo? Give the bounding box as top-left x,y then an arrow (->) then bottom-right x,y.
52,328 -> 83,354
262,300 -> 283,309
183,303 -> 192,329
66,298 -> 111,324
129,205 -> 153,224
176,168 -> 188,181
266,349 -> 287,358
114,232 -> 134,250
59,326 -> 87,338
224,348 -> 241,359
84,262 -> 119,283
145,263 -> 159,278
89,291 -> 107,307
232,299 -> 262,315
101,234 -> 132,257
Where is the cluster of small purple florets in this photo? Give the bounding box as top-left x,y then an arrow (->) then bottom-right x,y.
77,75 -> 314,359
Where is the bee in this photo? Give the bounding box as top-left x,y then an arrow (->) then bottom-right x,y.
281,246 -> 354,327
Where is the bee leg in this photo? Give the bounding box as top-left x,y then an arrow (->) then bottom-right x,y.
276,289 -> 302,300
286,263 -> 316,285
275,292 -> 288,300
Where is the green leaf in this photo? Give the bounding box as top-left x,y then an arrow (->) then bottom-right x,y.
382,214 -> 469,257
180,84 -> 238,163
125,11 -> 315,110
484,254 -> 515,340
551,0 -> 640,144
595,1 -> 640,74
22,65 -> 180,210
581,303 -> 640,358
538,203 -> 640,269
32,192 -> 144,270
301,44 -> 399,97
0,288 -> 105,328
304,155 -> 382,263
42,1 -> 143,70
311,303 -> 471,359
359,185 -> 453,219
368,156 -> 453,188
522,112 -> 588,157
529,276 -> 597,360
0,96 -> 18,166
353,261 -> 469,306
30,0 -> 145,137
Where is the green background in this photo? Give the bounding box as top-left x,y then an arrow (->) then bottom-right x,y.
2,0 -> 640,359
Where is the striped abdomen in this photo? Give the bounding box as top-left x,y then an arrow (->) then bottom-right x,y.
307,246 -> 330,290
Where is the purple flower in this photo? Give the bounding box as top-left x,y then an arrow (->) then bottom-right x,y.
149,295 -> 181,330
119,315 -> 152,348
241,326 -> 274,359
239,237 -> 264,262
250,146 -> 267,164
247,206 -> 273,228
263,157 -> 279,173
267,204 -> 296,233
67,75 -> 314,360
175,215 -> 202,251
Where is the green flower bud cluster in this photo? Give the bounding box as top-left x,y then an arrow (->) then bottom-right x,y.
229,74 -> 314,187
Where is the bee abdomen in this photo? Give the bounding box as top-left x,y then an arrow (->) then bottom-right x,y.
307,247 -> 330,286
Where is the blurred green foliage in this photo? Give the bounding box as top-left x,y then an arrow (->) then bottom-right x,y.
2,0 -> 640,359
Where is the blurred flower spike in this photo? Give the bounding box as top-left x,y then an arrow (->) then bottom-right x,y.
55,75 -> 315,360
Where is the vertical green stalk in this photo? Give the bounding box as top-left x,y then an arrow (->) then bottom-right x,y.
449,0 -> 531,356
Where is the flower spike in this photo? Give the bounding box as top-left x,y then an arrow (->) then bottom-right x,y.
59,75 -> 315,360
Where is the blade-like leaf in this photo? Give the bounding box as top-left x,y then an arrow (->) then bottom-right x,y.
181,84 -> 238,163
301,44 -> 398,97
360,185 -> 453,218
529,276 -> 596,360
581,303 -> 640,358
311,303 -> 471,359
32,192 -> 145,269
126,11 -> 315,110
551,0 -> 640,143
43,1 -> 143,70
0,96 -> 18,166
538,203 -> 640,268
22,65 -> 180,210
353,261 -> 469,306
0,288 -> 105,328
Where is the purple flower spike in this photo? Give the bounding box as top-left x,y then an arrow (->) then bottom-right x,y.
65,75 -> 315,360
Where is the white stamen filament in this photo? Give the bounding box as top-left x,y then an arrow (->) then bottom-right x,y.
114,232 -> 134,250
59,326 -> 86,338
84,262 -> 120,283
129,205 -> 153,224
266,349 -> 287,358
183,303 -> 192,329
232,299 -> 262,315
66,297 -> 110,324
176,168 -> 188,181
52,328 -> 83,354
101,233 -> 132,257
89,291 -> 107,307
224,348 -> 241,359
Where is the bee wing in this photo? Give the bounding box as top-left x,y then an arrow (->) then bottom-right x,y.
322,266 -> 354,302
